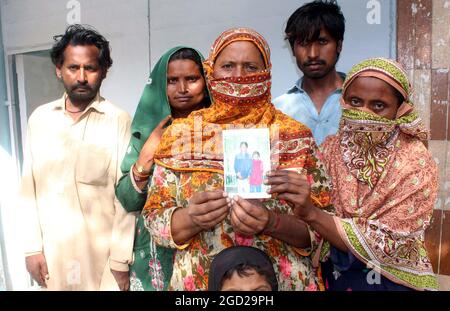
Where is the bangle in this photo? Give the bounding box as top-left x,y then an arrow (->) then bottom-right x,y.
132,164 -> 150,182
134,174 -> 149,183
135,161 -> 152,175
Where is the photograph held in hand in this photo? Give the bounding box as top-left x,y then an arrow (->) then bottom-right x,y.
223,128 -> 271,199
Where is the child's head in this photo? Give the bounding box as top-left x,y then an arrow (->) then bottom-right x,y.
208,246 -> 278,291
220,263 -> 273,291
252,151 -> 260,160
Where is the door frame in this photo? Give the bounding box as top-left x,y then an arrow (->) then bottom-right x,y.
1,44 -> 52,290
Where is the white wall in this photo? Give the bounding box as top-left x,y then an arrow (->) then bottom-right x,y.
150,0 -> 396,98
1,0 -> 150,116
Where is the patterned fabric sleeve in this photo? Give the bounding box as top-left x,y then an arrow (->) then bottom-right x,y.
319,135 -> 336,172
307,138 -> 334,213
142,165 -> 190,250
300,137 -> 335,265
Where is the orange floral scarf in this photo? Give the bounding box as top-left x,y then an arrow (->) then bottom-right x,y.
154,28 -> 319,179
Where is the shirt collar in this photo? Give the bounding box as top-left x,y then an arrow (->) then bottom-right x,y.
286,71 -> 346,94
53,93 -> 106,114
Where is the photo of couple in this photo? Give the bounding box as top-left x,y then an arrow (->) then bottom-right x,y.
223,128 -> 271,199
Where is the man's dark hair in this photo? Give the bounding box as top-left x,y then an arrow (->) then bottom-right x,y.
240,142 -> 248,148
285,0 -> 345,52
51,24 -> 113,70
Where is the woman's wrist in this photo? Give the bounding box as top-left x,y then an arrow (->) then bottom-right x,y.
302,200 -> 319,224
132,163 -> 150,178
263,210 -> 281,235
131,163 -> 152,192
172,207 -> 203,244
135,157 -> 154,173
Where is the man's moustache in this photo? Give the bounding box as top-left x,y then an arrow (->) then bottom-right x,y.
304,61 -> 326,66
71,85 -> 92,91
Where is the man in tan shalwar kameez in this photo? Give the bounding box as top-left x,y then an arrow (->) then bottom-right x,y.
20,25 -> 136,291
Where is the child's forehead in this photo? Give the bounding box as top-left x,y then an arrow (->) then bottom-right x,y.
222,268 -> 272,290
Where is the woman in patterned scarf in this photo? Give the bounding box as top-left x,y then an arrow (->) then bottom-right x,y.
142,27 -> 333,291
292,58 -> 438,291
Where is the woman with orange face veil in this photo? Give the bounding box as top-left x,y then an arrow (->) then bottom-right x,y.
142,28 -> 334,291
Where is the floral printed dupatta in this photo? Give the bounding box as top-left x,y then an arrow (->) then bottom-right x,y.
322,58 -> 439,290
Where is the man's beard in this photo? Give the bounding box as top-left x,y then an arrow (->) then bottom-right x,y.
299,54 -> 340,80
304,65 -> 333,79
65,83 -> 100,104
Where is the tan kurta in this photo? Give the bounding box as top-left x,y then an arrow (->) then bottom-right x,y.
20,94 -> 136,290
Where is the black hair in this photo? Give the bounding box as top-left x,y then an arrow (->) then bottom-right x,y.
285,0 -> 345,52
169,48 -> 204,75
219,263 -> 275,291
208,246 -> 278,291
240,142 -> 248,148
252,151 -> 260,157
51,24 -> 113,71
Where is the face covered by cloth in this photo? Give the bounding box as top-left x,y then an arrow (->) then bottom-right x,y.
338,58 -> 428,188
